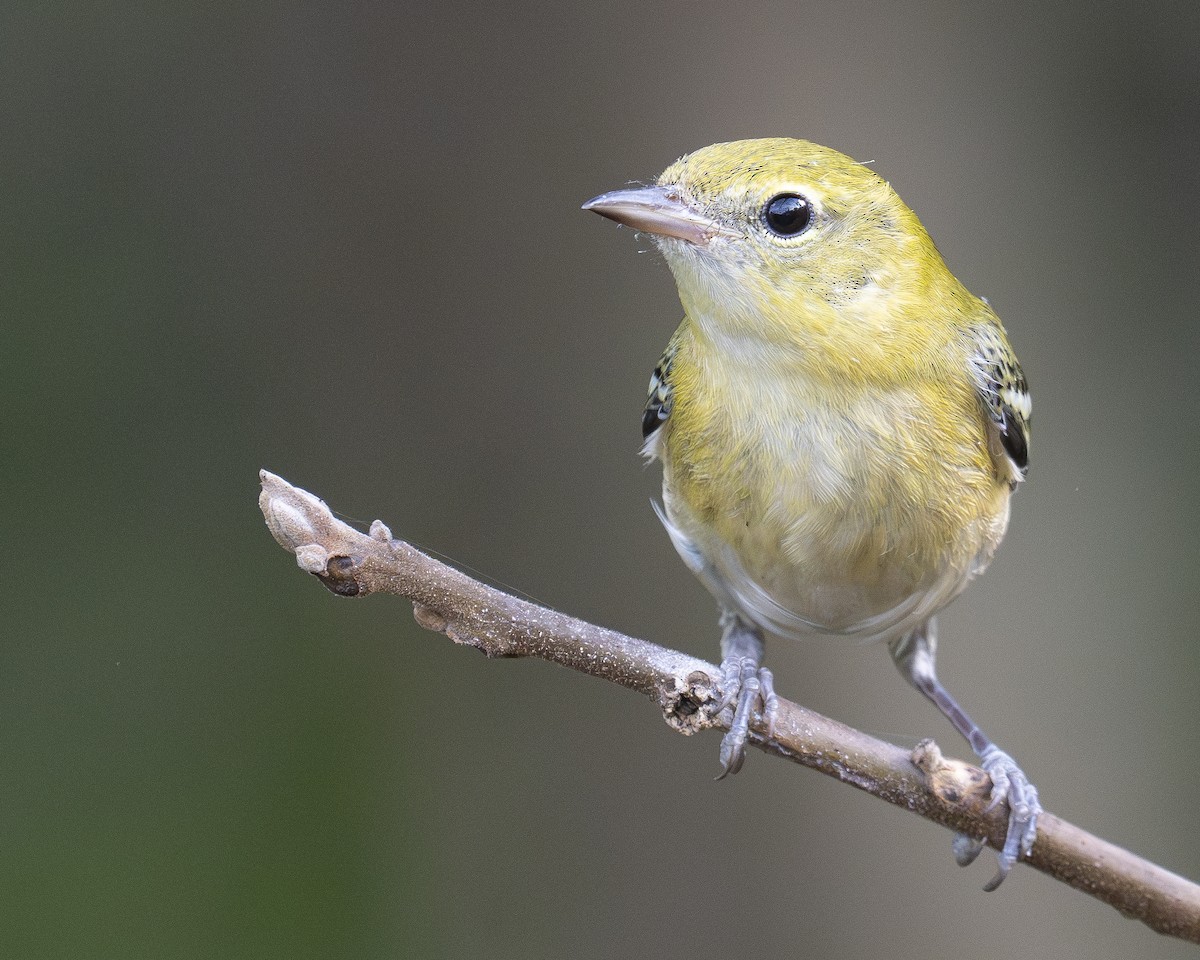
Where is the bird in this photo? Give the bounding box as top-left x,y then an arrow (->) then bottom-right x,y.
583,138 -> 1039,889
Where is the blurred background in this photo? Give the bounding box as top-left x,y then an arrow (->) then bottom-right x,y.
4,0 -> 1199,957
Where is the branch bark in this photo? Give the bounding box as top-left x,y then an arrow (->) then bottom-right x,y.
258,469 -> 1200,944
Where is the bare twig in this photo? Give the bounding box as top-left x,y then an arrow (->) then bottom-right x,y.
258,469 -> 1200,944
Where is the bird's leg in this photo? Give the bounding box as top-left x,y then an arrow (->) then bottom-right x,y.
889,621 -> 1040,890
715,611 -> 778,778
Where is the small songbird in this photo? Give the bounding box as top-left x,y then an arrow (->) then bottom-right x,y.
584,138 -> 1038,888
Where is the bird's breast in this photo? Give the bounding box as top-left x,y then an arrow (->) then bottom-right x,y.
661,351 -> 1010,639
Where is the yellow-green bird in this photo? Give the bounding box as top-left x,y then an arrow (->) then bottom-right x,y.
584,138 -> 1038,889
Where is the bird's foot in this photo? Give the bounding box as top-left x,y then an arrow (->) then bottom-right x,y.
715,656 -> 777,778
958,746 -> 1040,890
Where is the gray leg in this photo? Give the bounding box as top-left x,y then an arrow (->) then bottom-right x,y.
715,611 -> 779,777
889,619 -> 1040,890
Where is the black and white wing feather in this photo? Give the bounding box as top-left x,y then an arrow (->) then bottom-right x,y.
969,324 -> 1031,486
641,331 -> 679,453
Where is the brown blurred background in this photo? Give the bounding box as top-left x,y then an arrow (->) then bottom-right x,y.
4,1 -> 1199,957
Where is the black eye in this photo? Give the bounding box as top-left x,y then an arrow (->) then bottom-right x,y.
762,194 -> 812,237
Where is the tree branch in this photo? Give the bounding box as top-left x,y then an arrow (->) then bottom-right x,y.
258,469 -> 1200,944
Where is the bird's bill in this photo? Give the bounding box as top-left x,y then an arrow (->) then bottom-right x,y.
583,185 -> 736,245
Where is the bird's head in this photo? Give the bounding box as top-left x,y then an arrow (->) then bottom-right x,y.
585,138 -> 959,352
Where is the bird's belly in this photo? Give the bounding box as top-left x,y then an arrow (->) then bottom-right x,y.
722,511 -> 953,637
662,385 -> 1009,641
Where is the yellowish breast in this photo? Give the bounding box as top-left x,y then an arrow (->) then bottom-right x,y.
660,328 -> 1010,637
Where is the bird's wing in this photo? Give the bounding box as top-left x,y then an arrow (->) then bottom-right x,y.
641,328 -> 680,446
968,324 -> 1031,485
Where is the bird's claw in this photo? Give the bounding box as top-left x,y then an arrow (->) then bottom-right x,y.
975,746 -> 1040,890
715,657 -> 777,779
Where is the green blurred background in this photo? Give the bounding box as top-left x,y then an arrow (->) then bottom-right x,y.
5,1 -> 1198,957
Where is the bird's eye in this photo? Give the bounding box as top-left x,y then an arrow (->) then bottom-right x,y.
762,194 -> 813,237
